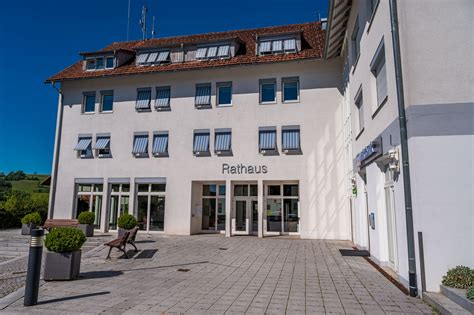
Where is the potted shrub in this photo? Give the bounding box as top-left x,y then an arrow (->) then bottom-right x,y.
43,227 -> 86,281
117,213 -> 137,237
21,212 -> 42,235
77,211 -> 95,237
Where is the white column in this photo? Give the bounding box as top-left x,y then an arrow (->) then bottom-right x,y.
225,179 -> 232,237
129,179 -> 136,216
100,181 -> 109,233
258,179 -> 264,238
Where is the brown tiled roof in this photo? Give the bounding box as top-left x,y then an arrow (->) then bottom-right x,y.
46,21 -> 325,83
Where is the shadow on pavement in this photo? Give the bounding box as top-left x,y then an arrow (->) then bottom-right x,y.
78,270 -> 123,279
37,291 -> 110,305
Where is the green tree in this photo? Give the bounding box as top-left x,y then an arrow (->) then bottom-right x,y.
0,178 -> 12,201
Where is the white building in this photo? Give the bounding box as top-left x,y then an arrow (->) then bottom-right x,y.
47,0 -> 473,299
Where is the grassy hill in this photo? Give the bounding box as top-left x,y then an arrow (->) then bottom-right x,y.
9,174 -> 50,194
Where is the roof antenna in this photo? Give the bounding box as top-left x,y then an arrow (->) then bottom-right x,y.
151,16 -> 156,39
127,0 -> 131,41
139,4 -> 148,40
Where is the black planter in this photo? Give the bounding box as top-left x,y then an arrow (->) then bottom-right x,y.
78,224 -> 94,237
44,250 -> 82,281
21,223 -> 36,235
118,228 -> 127,237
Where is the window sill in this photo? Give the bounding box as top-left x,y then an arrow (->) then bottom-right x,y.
81,112 -> 95,115
195,104 -> 212,109
153,153 -> 169,158
136,108 -> 151,113
259,101 -> 277,105
100,111 -> 113,114
155,106 -> 171,112
366,0 -> 380,34
355,127 -> 365,140
282,99 -> 300,104
352,53 -> 361,74
371,96 -> 388,119
217,104 -> 232,108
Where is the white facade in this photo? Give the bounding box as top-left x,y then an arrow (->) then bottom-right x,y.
51,59 -> 350,240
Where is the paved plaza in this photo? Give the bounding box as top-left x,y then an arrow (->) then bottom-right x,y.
1,234 -> 433,314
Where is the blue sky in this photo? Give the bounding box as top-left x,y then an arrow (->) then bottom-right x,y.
0,0 -> 328,174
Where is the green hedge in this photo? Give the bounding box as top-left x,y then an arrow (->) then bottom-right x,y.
442,266 -> 473,289
44,227 -> 86,253
467,286 -> 474,300
78,211 -> 95,225
21,212 -> 42,225
117,214 -> 137,230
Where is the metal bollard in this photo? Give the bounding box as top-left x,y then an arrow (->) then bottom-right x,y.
24,229 -> 44,306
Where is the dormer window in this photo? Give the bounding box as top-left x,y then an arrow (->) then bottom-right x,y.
85,56 -> 114,71
258,36 -> 298,55
196,43 -> 231,60
136,50 -> 170,66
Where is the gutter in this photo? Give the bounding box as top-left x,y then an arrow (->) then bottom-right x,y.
389,0 -> 418,297
47,81 -> 64,220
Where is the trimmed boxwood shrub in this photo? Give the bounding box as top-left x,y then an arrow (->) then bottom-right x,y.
442,265 -> 474,289
21,212 -> 42,225
467,286 -> 474,300
78,211 -> 95,225
44,227 -> 86,253
117,214 -> 137,230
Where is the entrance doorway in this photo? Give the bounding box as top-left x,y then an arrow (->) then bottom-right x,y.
135,183 -> 166,232
384,170 -> 398,271
265,183 -> 299,235
201,184 -> 226,232
231,184 -> 258,235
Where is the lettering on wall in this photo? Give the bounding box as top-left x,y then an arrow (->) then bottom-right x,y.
222,163 -> 268,175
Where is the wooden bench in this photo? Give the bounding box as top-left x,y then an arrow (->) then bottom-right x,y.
127,227 -> 139,252
105,231 -> 130,259
42,219 -> 79,230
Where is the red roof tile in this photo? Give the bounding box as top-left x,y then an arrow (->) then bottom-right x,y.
46,21 -> 325,83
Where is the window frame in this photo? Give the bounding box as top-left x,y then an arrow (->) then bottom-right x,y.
214,128 -> 232,155
193,130 -> 211,156
82,92 -> 96,114
351,16 -> 361,69
85,56 -> 114,71
76,136 -> 93,159
155,86 -> 171,111
370,39 -> 388,116
281,126 -> 301,154
100,90 -> 114,113
94,135 -> 112,158
195,83 -> 212,109
282,77 -> 300,103
259,127 -> 278,154
259,79 -> 277,104
135,88 -> 152,112
354,85 -> 365,138
152,131 -> 169,157
216,82 -> 232,107
132,133 -> 149,158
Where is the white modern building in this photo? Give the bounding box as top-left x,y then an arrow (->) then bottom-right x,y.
46,0 -> 473,299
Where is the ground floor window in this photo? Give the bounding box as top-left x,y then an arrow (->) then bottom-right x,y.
108,183 -> 130,230
202,184 -> 226,231
135,183 -> 166,231
266,183 -> 299,233
75,183 -> 103,229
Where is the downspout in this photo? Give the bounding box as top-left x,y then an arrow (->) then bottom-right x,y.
47,81 -> 64,220
389,0 -> 418,297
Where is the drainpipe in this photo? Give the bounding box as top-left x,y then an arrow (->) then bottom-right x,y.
47,81 -> 64,220
389,0 -> 418,297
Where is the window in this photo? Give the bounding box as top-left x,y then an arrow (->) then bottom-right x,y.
83,92 -> 96,113
75,136 -> 93,158
370,39 -> 388,110
282,77 -> 299,102
136,88 -> 151,111
108,183 -> 130,230
100,91 -> 113,112
93,136 -> 111,157
106,57 -> 114,69
282,127 -> 301,153
135,182 -> 166,231
132,134 -> 149,157
155,86 -> 171,110
85,56 -> 113,71
202,184 -> 226,231
355,86 -> 364,134
152,132 -> 169,157
265,183 -> 299,233
75,183 -> 103,229
195,84 -> 211,108
214,129 -> 231,154
193,131 -> 210,155
258,37 -> 298,55
136,50 -> 170,65
259,127 -> 277,153
217,82 -> 232,106
196,44 -> 230,60
259,79 -> 276,104
351,16 -> 360,64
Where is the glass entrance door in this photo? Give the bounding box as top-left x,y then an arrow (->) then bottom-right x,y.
384,172 -> 397,271
251,200 -> 258,235
135,183 -> 166,232
235,200 -> 247,232
265,184 -> 299,235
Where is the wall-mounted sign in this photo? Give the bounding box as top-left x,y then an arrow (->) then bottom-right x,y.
355,137 -> 383,169
222,163 -> 268,175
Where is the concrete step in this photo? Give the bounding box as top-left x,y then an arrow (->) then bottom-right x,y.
423,292 -> 471,315
440,285 -> 474,314
0,246 -> 28,252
